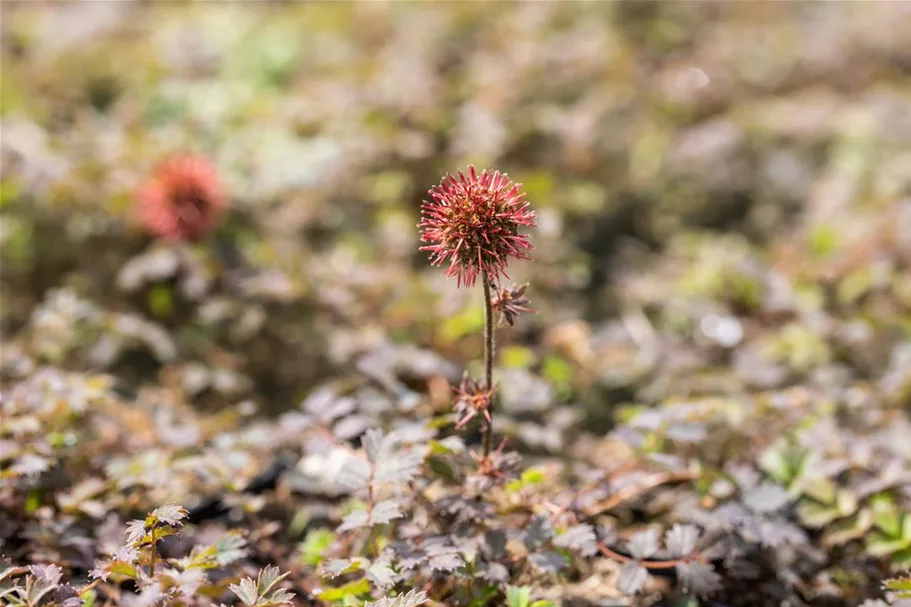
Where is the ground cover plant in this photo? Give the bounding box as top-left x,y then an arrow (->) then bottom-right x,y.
1,2 -> 910,606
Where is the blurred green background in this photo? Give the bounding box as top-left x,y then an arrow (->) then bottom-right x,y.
2,1 -> 910,420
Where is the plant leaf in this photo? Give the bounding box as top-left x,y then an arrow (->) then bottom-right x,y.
628,529 -> 660,559
617,561 -> 648,594
676,561 -> 722,597
665,524 -> 699,557
365,588 -> 428,607
553,524 -> 597,557
528,551 -> 568,573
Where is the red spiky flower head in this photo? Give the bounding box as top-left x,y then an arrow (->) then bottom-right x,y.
136,154 -> 225,242
418,166 -> 536,288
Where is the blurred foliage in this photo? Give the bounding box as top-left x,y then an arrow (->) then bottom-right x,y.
1,2 -> 910,606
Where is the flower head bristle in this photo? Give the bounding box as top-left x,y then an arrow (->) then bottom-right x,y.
418,166 -> 536,288
137,154 -> 225,242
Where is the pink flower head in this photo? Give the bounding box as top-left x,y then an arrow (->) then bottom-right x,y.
136,154 -> 225,242
418,166 -> 536,288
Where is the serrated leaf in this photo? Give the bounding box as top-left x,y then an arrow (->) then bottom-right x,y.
743,482 -> 792,514
665,524 -> 700,557
371,500 -> 405,526
125,519 -> 147,545
885,574 -> 911,594
0,558 -> 19,583
363,428 -> 387,463
366,562 -> 396,589
553,524 -> 597,557
628,529 -> 660,559
364,588 -> 428,607
483,562 -> 509,583
324,558 -> 367,577
338,510 -> 370,532
151,503 -> 188,527
213,531 -> 248,565
483,529 -> 507,560
676,561 -> 722,597
231,565 -> 295,606
617,561 -> 648,594
27,564 -> 62,605
29,564 -> 62,586
375,449 -> 424,484
338,459 -> 372,490
523,516 -> 554,550
229,578 -> 259,605
257,565 -> 289,597
338,500 -> 403,533
427,553 -> 463,572
528,550 -> 568,573
424,538 -> 463,572
266,588 -> 296,605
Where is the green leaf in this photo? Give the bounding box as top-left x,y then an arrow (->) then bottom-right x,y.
148,284 -> 174,318
231,577 -> 259,605
885,574 -> 911,595
866,531 -> 910,557
427,455 -> 457,480
440,306 -> 484,342
324,557 -> 368,578
837,268 -> 875,306
506,467 -> 546,493
317,577 -> 371,601
835,489 -> 858,517
822,509 -> 873,547
108,561 -> 139,579
797,499 -> 841,528
886,576 -> 911,591
82,589 -> 98,607
891,547 -> 911,571
541,355 -> 573,396
809,224 -> 839,258
500,346 -> 535,369
758,441 -> 806,485
257,565 -> 288,597
800,477 -> 836,504
213,531 -> 248,566
299,528 -> 335,567
871,494 -> 902,537
506,585 -> 531,607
